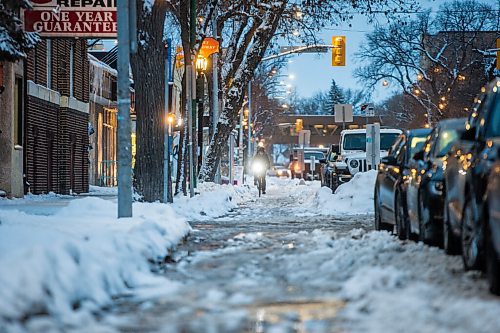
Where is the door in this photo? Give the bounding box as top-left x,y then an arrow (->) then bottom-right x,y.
380,135 -> 404,222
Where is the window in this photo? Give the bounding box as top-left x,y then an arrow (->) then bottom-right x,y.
46,40 -> 52,89
13,78 -> 23,146
409,136 -> 427,159
434,129 -> 460,157
343,133 -> 366,151
380,133 -> 400,150
485,93 -> 500,138
304,151 -> 325,160
388,135 -> 403,156
70,43 -> 74,97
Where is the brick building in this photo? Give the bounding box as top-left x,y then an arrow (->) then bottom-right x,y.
24,39 -> 90,194
88,54 -> 118,186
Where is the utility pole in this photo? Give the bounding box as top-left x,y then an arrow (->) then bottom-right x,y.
188,0 -> 196,197
163,38 -> 173,203
117,0 -> 136,218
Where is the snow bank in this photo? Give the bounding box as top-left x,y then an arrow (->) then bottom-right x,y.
172,182 -> 253,221
0,197 -> 191,325
311,170 -> 377,215
280,229 -> 500,333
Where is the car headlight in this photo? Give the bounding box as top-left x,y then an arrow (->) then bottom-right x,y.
349,159 -> 359,169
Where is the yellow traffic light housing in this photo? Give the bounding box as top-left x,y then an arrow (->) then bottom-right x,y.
295,118 -> 303,133
332,36 -> 346,67
496,38 -> 500,70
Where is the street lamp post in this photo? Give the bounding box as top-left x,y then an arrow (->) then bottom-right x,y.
196,56 -> 208,174
163,38 -> 173,204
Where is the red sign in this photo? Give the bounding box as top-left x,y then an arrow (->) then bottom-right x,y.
199,38 -> 220,58
24,0 -> 117,38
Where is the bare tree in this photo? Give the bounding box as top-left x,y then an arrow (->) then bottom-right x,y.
355,0 -> 499,124
131,0 -> 419,200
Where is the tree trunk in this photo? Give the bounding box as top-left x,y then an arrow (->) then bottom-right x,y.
131,1 -> 167,202
199,3 -> 287,182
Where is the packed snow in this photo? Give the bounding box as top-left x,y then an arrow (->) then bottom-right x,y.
311,170 -> 377,215
0,198 -> 190,327
3,171 -> 497,333
0,182 -> 253,329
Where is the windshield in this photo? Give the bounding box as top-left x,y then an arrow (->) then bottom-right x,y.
380,133 -> 400,150
486,94 -> 499,138
435,129 -> 460,157
342,132 -> 400,151
409,136 -> 427,158
304,152 -> 325,160
343,134 -> 366,151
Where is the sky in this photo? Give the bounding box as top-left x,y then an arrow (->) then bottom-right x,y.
280,0 -> 456,103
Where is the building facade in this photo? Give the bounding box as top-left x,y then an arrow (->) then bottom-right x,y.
88,54 -> 118,187
24,39 -> 90,194
0,61 -> 25,197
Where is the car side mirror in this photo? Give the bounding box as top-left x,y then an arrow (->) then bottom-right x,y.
381,155 -> 398,166
460,127 -> 476,141
413,150 -> 424,161
319,159 -> 327,164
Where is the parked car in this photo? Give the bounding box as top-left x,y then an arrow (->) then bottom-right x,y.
457,78 -> 500,272
268,165 -> 290,178
373,128 -> 431,238
289,148 -> 326,180
486,155 -> 500,294
325,128 -> 402,192
406,118 -> 466,246
442,106 -> 482,254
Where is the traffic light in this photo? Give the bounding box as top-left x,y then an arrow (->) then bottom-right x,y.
295,118 -> 303,133
497,38 -> 500,70
332,36 -> 346,67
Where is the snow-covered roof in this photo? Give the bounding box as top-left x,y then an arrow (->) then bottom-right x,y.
88,53 -> 117,77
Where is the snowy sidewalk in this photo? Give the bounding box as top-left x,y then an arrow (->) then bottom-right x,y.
0,183 -> 252,330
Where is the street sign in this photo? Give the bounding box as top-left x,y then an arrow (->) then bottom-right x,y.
366,123 -> 381,169
25,0 -> 117,38
298,130 -> 311,147
280,46 -> 329,54
366,106 -> 375,117
334,104 -> 353,123
199,37 -> 220,58
310,156 -> 316,179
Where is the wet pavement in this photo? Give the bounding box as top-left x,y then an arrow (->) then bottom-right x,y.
107,192 -> 373,333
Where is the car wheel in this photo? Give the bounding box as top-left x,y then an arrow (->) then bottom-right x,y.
395,193 -> 408,240
443,198 -> 460,255
461,197 -> 483,270
375,189 -> 393,232
486,225 -> 500,295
